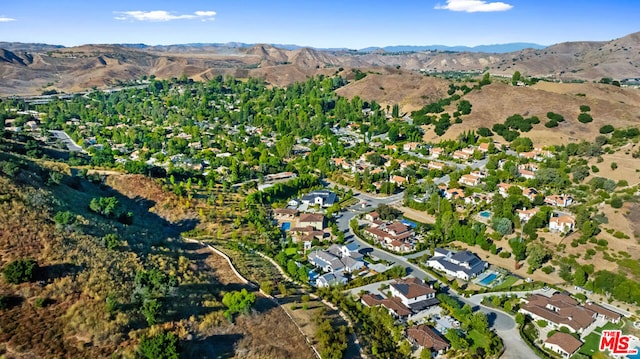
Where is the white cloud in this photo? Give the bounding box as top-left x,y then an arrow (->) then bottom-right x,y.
435,0 -> 513,12
0,16 -> 16,22
114,10 -> 216,22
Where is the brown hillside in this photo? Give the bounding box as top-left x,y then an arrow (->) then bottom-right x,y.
433,82 -> 640,146
335,71 -> 451,112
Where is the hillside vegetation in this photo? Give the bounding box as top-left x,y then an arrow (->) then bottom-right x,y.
0,151 -> 315,358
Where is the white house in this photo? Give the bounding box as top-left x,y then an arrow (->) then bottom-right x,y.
549,214 -> 575,233
389,277 -> 437,308
426,249 -> 488,281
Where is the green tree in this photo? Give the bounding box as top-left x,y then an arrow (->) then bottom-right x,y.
222,289 -> 256,321
3,258 -> 37,284
573,266 -> 588,286
526,242 -> 549,272
141,298 -> 160,325
138,331 -> 179,359
511,71 -> 522,85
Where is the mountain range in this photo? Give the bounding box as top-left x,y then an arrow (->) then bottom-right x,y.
0,32 -> 639,98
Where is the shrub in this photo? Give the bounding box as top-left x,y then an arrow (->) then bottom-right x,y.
580,105 -> 591,112
611,197 -> 623,208
544,120 -> 558,128
541,266 -> 554,274
578,113 -> 593,123
3,258 -> 37,284
138,331 -> 179,359
599,125 -> 615,134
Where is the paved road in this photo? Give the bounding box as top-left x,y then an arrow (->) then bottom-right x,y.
49,130 -> 85,153
330,196 -> 537,358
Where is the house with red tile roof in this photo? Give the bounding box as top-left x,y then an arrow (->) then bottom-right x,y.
519,293 -> 596,333
544,332 -> 582,358
407,325 -> 450,355
549,214 -> 575,232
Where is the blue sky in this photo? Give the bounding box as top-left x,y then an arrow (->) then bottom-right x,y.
0,1 -> 638,48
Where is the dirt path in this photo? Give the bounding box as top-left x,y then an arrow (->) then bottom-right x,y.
393,205 -> 436,224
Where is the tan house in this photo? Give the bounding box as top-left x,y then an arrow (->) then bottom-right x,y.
459,174 -> 482,187
407,325 -> 450,355
544,332 -> 582,358
519,293 -> 596,333
298,213 -> 326,230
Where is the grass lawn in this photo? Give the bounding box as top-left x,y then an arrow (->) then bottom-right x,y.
285,247 -> 298,256
492,275 -> 519,291
468,329 -> 489,350
579,332 -> 602,357
600,321 -> 623,331
340,197 -> 359,207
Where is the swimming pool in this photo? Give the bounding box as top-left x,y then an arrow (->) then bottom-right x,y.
479,211 -> 491,218
627,347 -> 640,359
401,219 -> 418,228
478,273 -> 498,286
281,222 -> 291,231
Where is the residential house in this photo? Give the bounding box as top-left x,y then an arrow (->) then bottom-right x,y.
301,190 -> 337,208
364,221 -> 415,251
516,207 -> 540,223
544,332 -> 582,358
470,170 -> 487,178
316,272 -> 347,288
390,175 -> 408,187
478,142 -> 491,153
583,302 -> 622,324
407,325 -> 450,355
452,150 -> 471,161
461,147 -> 476,156
308,244 -> 366,277
430,147 -> 444,158
444,188 -> 465,201
519,293 -> 596,333
545,195 -> 574,207
298,213 -> 326,230
389,277 -> 439,311
428,161 -> 446,171
522,187 -> 539,201
426,248 -> 488,280
264,172 -> 297,181
459,174 -> 482,187
518,168 -> 536,180
361,293 -> 412,319
497,183 -> 514,197
365,211 -> 380,222
549,214 -> 575,233
403,142 -> 421,152
273,208 -> 299,220
465,193 -> 492,205
289,226 -> 325,243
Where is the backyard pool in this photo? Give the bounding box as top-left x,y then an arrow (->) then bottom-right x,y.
281,222 -> 291,231
401,219 -> 418,228
479,211 -> 491,218
627,347 -> 640,359
478,272 -> 498,286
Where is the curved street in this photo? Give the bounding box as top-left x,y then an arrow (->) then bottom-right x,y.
327,183 -> 538,359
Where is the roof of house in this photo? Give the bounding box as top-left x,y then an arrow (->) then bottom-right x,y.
583,302 -> 622,320
299,213 -> 325,223
550,215 -> 575,225
407,325 -> 450,351
391,277 -> 436,299
274,208 -> 299,216
428,249 -> 486,278
301,190 -> 337,205
545,332 -> 582,354
521,293 -> 595,332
